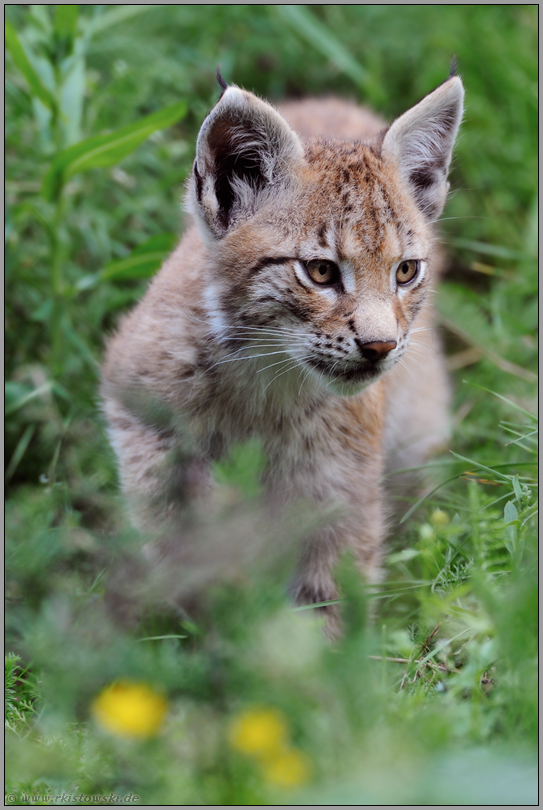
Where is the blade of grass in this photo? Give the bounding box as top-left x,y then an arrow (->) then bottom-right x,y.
450,237 -> 528,261
5,382 -> 53,416
5,21 -> 57,112
464,382 -> 538,422
449,451 -> 520,484
276,5 -> 368,89
6,425 -> 36,482
400,474 -> 464,523
292,599 -> 343,612
440,317 -> 537,383
88,5 -> 164,34
62,319 -> 99,371
417,627 -> 473,668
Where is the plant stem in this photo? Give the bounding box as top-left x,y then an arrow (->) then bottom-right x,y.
50,192 -> 65,377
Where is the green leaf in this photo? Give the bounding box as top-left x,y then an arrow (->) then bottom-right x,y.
387,549 -> 422,565
42,101 -> 187,201
511,475 -> 524,504
131,234 -> 178,256
504,524 -> 517,556
5,21 -> 57,112
88,4 -> 163,34
59,52 -> 86,145
504,501 -> 518,524
99,234 -> 177,283
54,5 -> 78,42
100,252 -> 167,282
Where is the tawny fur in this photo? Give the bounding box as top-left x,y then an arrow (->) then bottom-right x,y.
101,77 -> 464,637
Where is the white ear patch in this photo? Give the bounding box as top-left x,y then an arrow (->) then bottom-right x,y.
382,76 -> 464,220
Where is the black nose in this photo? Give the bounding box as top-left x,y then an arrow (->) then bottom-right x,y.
357,340 -> 397,362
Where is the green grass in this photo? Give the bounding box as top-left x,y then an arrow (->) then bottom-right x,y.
5,5 -> 537,805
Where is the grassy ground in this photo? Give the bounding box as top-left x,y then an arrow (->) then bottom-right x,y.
5,5 -> 538,805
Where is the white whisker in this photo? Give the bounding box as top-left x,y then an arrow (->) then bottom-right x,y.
256,355 -> 298,374
221,339 -> 288,346
224,325 -> 303,336
298,361 -> 315,395
408,339 -> 440,357
263,358 -> 306,393
214,350 -> 292,369
397,357 -> 416,383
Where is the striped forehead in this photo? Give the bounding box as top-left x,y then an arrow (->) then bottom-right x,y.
305,150 -> 423,264
321,184 -> 414,276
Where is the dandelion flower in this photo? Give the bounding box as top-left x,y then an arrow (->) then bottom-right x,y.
262,747 -> 312,788
92,681 -> 167,739
228,707 -> 288,758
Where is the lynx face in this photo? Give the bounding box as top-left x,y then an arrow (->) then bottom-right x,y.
189,78 -> 463,397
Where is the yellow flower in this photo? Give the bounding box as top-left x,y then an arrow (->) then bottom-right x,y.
229,706 -> 312,788
91,681 -> 168,739
228,707 -> 288,758
430,508 -> 450,526
261,747 -> 312,788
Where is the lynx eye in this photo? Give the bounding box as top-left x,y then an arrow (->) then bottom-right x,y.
305,259 -> 340,286
396,259 -> 420,285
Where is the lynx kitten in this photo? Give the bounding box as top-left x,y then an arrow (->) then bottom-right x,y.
102,70 -> 464,634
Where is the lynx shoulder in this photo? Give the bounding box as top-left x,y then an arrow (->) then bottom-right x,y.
101,73 -> 464,636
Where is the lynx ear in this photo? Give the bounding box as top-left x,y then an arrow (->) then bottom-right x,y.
189,85 -> 304,239
382,76 -> 464,220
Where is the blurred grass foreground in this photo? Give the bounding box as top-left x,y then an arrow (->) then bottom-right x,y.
5,5 -> 538,806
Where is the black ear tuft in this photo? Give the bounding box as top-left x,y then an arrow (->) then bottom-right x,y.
381,76 -> 464,220
449,55 -> 458,78
216,66 -> 228,95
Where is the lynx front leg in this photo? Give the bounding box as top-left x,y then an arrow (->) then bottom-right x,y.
270,394 -> 387,638
103,397 -> 211,535
289,486 -> 386,638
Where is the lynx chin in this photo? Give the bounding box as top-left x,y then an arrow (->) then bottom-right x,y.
101,70 -> 464,637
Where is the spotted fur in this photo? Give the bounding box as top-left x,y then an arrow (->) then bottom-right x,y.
101,76 -> 464,637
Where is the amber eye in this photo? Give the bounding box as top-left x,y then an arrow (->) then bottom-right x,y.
305,259 -> 340,286
396,260 -> 420,285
